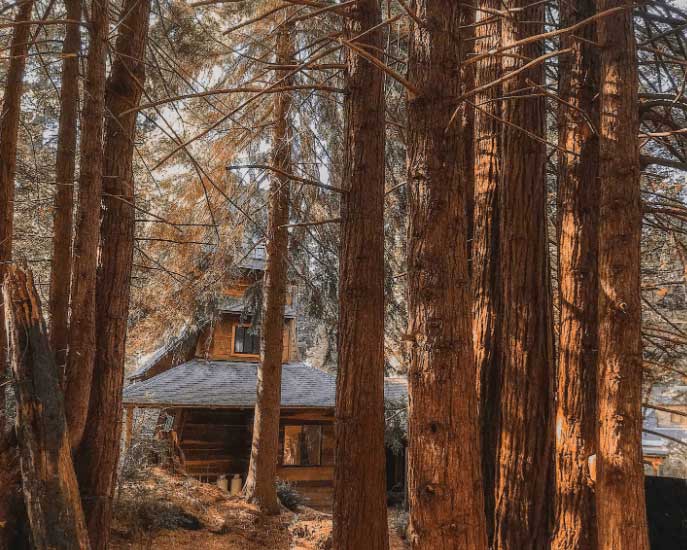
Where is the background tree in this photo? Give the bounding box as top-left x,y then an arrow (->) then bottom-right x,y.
596,2 -> 650,550
245,14 -> 294,515
471,0 -> 503,541
64,0 -> 108,449
552,1 -> 600,549
0,0 -> 34,425
48,0 -> 80,372
74,0 -> 152,547
490,1 -> 555,547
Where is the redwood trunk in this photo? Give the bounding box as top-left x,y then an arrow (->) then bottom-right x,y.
596,3 -> 649,550
74,1 -> 151,547
0,0 -> 34,422
2,266 -> 90,550
333,1 -> 389,548
552,1 -> 600,549
245,18 -> 293,515
64,0 -> 109,450
405,1 -> 487,549
49,0 -> 81,372
492,1 -> 555,548
472,0 -> 502,541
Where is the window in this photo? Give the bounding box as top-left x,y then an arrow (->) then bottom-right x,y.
282,424 -> 335,467
234,325 -> 260,355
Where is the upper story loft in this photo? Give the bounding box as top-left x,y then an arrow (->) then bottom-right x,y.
195,287 -> 299,364
129,244 -> 300,382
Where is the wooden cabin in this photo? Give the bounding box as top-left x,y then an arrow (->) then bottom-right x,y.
123,247 -> 408,509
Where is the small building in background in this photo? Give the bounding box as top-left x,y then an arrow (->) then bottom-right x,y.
122,245 -> 408,509
643,385 -> 687,478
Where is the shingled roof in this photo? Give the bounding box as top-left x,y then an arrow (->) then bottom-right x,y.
123,360 -> 408,409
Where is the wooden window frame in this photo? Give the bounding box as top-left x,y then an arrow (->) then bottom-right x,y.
279,422 -> 335,468
231,323 -> 260,358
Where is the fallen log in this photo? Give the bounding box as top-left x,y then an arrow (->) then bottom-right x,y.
2,266 -> 90,549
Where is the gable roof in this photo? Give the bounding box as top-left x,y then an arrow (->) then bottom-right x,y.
123,360 -> 407,410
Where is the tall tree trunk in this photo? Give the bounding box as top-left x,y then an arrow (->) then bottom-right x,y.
405,1 -> 487,549
596,3 -> 649,550
552,1 -> 600,549
244,17 -> 293,515
49,0 -> 81,373
73,1 -> 150,547
333,1 -> 388,548
64,0 -> 108,450
0,0 -> 34,425
3,266 -> 90,550
472,0 -> 502,543
492,1 -> 555,548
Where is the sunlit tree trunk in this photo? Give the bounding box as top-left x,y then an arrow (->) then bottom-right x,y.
492,1 -> 555,548
64,0 -> 108,450
405,1 -> 487,549
596,2 -> 650,550
552,1 -> 600,549
49,0 -> 81,374
74,0 -> 151,547
0,0 -> 34,425
472,1 -> 502,543
333,1 -> 389,548
245,17 -> 293,515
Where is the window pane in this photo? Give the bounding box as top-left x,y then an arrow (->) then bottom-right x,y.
283,426 -> 301,465
302,425 -> 322,466
234,325 -> 260,355
249,329 -> 260,354
234,326 -> 244,353
321,425 -> 335,466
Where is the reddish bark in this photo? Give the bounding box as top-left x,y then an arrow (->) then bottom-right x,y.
49,0 -> 81,373
245,18 -> 293,515
472,0 -> 502,541
405,2 -> 488,549
74,1 -> 151,547
64,0 -> 109,450
552,1 -> 600,549
596,2 -> 650,549
491,1 -> 555,548
333,1 -> 389,549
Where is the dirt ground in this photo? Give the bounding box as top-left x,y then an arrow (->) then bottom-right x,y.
110,468 -> 409,550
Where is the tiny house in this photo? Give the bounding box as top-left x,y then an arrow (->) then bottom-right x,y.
123,247 -> 408,508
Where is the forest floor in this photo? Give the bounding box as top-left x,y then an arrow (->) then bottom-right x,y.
110,468 -> 409,550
